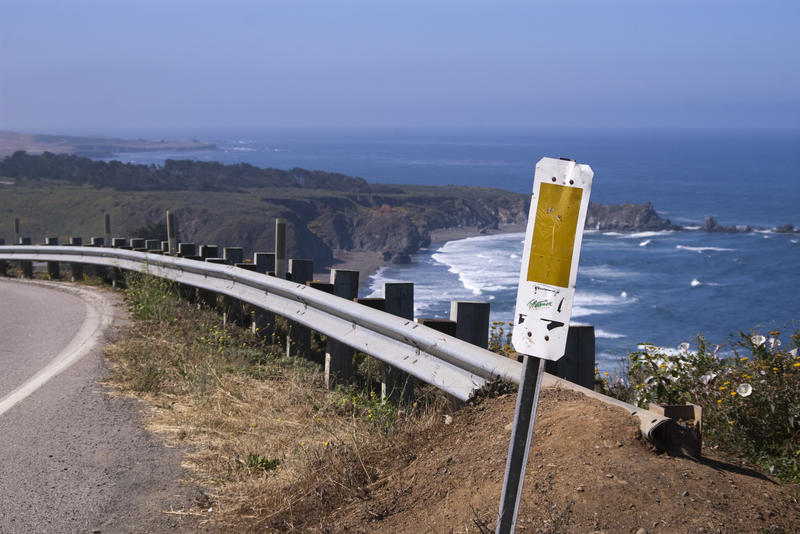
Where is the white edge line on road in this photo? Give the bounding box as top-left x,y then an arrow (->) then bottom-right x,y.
0,281 -> 115,417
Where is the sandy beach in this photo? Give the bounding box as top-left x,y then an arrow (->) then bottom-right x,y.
326,223 -> 527,291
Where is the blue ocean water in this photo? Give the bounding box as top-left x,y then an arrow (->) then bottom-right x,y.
108,129 -> 800,371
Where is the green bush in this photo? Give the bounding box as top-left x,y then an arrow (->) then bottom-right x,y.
598,331 -> 800,482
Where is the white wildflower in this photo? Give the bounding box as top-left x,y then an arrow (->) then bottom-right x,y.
751,335 -> 766,347
789,348 -> 798,357
736,383 -> 752,397
700,372 -> 717,385
768,337 -> 782,350
679,342 -> 690,353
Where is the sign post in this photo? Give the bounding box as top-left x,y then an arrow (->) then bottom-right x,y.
496,157 -> 593,534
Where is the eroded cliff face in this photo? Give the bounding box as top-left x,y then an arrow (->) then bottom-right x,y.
585,202 -> 679,232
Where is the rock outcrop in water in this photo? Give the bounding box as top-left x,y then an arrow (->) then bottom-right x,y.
585,202 -> 679,232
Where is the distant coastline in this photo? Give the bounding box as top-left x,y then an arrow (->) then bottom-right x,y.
0,130 -> 215,158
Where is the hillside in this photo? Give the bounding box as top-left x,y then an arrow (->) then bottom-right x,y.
0,152 -> 679,268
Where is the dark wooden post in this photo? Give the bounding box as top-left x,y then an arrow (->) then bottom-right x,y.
544,325 -> 596,389
274,218 -> 287,279
383,282 -> 416,405
146,239 -> 161,251
20,237 -> 33,278
44,237 -> 60,279
450,301 -> 491,349
325,269 -> 359,388
0,237 -> 6,277
178,243 -> 196,257
14,218 -> 20,246
200,244 -> 218,259
199,258 -> 225,310
69,237 -> 83,281
285,259 -> 314,358
89,237 -> 106,281
254,252 -> 275,274
104,213 -> 111,248
223,247 -> 243,265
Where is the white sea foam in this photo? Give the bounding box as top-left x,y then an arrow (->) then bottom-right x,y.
595,329 -> 626,339
639,239 -> 651,247
691,278 -> 702,287
792,239 -> 798,244
676,245 -> 735,253
602,231 -> 622,236
683,225 -> 701,231
430,233 -> 524,296
230,146 -> 257,152
571,290 -> 634,318
624,231 -> 674,238
579,265 -> 638,280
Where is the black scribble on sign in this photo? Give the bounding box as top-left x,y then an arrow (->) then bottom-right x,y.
557,298 -> 564,313
517,313 -> 527,324
541,319 -> 565,331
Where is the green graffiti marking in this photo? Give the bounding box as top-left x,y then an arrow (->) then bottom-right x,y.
527,299 -> 552,310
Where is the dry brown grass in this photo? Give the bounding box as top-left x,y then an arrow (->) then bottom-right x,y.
104,274 -> 443,532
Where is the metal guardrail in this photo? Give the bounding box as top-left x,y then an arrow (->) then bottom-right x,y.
0,245 -> 522,401
0,244 -> 673,445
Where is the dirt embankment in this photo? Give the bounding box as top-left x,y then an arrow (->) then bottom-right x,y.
322,389 -> 799,534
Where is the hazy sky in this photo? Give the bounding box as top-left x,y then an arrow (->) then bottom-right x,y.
2,0 -> 798,134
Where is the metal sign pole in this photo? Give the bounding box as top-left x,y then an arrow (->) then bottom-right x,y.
496,157 -> 593,534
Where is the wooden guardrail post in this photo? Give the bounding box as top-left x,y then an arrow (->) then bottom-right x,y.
14,218 -> 20,246
544,325 -> 596,389
200,245 -> 218,259
146,239 -> 161,251
20,237 -> 33,278
254,252 -> 275,274
103,213 -> 111,248
450,301 -> 491,349
383,282 -> 416,405
223,247 -> 243,265
0,238 -> 6,276
130,238 -> 146,251
285,259 -> 314,357
326,269 -> 359,388
89,237 -> 106,281
44,237 -> 61,279
166,210 -> 177,256
200,258 -> 225,310
178,243 -> 196,257
69,237 -> 84,281
274,218 -> 287,279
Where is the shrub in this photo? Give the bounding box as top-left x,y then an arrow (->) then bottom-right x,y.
599,331 -> 800,482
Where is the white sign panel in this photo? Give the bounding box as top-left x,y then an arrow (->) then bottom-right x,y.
511,157 -> 593,361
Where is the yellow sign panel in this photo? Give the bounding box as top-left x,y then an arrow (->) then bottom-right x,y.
526,182 -> 583,287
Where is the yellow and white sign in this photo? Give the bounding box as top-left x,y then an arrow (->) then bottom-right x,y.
512,157 -> 593,360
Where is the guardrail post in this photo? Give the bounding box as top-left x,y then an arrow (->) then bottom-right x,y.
274,218 -> 287,279
44,237 -> 61,279
69,237 -> 83,281
89,237 -> 106,281
326,269 -> 359,388
544,325 -> 596,389
286,259 -> 314,358
166,210 -> 177,256
200,245 -> 219,259
178,243 -> 196,257
0,238 -> 6,276
14,218 -> 20,246
254,252 -> 275,274
450,301 -> 491,349
130,238 -> 146,250
146,239 -> 161,251
416,318 -> 457,336
223,247 -> 243,265
199,258 -> 225,309
104,213 -> 111,248
20,237 -> 33,278
383,282 -> 416,405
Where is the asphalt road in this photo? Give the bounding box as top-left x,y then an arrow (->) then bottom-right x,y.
0,279 -> 212,534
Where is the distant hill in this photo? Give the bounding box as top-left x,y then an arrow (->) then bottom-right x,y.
0,152 -> 680,268
0,131 -> 215,158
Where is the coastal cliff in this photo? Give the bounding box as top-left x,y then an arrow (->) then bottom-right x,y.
1,151 -> 702,269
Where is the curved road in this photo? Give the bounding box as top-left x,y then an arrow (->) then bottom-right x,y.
0,279 -> 211,533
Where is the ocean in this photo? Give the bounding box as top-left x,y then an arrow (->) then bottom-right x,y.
106,129 -> 799,372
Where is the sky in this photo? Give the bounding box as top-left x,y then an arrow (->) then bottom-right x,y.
1,0 -> 798,135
